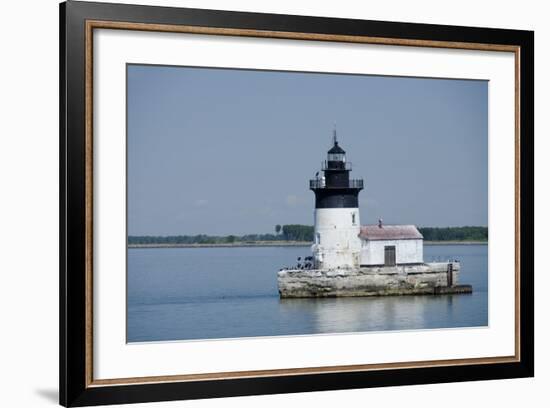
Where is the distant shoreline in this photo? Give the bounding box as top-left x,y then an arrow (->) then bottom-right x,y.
424,240 -> 487,245
128,241 -> 310,249
128,240 -> 487,249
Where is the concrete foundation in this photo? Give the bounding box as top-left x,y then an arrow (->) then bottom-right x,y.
277,262 -> 472,298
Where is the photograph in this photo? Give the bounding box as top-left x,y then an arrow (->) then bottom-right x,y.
126,64 -> 489,343
54,1 -> 535,405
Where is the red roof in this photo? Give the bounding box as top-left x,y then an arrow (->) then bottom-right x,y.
359,225 -> 423,241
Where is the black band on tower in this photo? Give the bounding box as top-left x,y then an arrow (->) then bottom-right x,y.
314,191 -> 360,208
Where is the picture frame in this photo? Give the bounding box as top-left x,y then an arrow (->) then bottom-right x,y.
59,1 -> 534,406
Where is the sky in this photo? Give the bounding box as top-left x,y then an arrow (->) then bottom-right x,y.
127,64 -> 488,236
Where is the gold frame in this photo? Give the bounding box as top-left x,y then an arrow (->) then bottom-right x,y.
84,20 -> 521,388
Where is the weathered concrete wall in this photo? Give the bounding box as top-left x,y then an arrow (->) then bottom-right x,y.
278,262 -> 470,298
360,239 -> 423,265
312,208 -> 362,269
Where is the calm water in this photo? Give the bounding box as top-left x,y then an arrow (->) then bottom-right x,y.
127,245 -> 488,342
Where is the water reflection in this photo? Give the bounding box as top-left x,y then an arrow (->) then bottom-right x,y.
278,293 -> 475,334
280,296 -> 411,333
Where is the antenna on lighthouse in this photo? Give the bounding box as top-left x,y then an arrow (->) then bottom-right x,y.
333,123 -> 338,145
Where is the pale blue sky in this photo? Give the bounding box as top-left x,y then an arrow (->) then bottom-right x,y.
127,65 -> 488,236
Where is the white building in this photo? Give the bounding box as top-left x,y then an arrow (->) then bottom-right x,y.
359,223 -> 424,266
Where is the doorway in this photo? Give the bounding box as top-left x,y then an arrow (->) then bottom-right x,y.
384,245 -> 396,266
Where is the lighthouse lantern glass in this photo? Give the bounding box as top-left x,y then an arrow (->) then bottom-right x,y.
328,152 -> 345,162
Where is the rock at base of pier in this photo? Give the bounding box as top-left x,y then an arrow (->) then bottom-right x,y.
277,262 -> 472,298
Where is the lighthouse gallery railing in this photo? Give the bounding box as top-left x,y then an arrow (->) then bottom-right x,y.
309,179 -> 364,189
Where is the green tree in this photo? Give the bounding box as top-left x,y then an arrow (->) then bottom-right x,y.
275,224 -> 282,235
281,224 -> 314,241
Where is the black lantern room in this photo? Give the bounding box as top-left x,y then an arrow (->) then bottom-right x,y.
309,131 -> 364,208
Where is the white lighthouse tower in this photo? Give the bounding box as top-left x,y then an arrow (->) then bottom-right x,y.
310,131 -> 364,269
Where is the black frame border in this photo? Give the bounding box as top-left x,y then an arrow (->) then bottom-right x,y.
60,1 -> 534,406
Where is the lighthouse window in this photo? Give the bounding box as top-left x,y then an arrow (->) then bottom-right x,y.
328,153 -> 345,162
316,233 -> 321,244
351,213 -> 356,225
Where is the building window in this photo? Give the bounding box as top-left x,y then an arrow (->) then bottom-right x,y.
316,233 -> 321,245
384,246 -> 396,266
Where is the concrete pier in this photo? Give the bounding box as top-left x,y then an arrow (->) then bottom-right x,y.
277,262 -> 472,298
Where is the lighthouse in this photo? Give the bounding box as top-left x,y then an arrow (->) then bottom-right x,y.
278,129 -> 470,298
310,131 -> 364,269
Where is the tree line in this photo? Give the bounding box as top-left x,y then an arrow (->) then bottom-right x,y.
128,225 -> 487,245
418,226 -> 488,242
